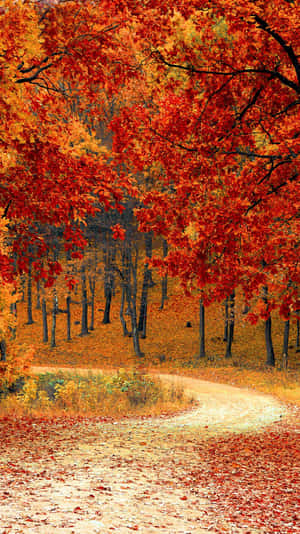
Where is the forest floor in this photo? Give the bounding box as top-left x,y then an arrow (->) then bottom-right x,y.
0,370 -> 299,534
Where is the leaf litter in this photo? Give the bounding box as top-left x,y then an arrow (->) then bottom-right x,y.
0,373 -> 298,533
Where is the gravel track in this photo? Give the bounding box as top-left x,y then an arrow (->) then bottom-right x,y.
0,368 -> 288,534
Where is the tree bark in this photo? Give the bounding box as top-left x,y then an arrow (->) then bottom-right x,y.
10,296 -> 17,340
263,286 -> 275,366
36,279 -> 41,309
138,235 -> 153,338
124,243 -> 144,357
265,315 -> 275,366
120,284 -> 130,336
102,283 -> 112,324
102,237 -> 114,324
0,340 -> 6,362
42,297 -> 48,343
66,295 -> 71,341
26,260 -> 34,324
80,264 -> 89,336
225,291 -> 235,358
160,239 -> 168,310
282,318 -> 290,369
50,293 -> 57,348
88,276 -> 96,330
196,298 -> 205,358
223,297 -> 229,342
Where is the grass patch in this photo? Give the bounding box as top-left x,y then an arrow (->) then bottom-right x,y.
175,366 -> 300,406
0,368 -> 194,418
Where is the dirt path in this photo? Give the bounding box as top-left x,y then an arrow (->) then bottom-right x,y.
0,369 -> 289,533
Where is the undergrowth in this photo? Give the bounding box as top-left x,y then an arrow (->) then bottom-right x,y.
0,369 -> 193,418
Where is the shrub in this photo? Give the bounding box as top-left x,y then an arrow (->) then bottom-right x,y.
4,368 -> 192,416
107,368 -> 163,406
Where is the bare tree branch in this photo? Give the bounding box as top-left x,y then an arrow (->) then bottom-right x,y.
154,51 -> 300,94
254,14 -> 300,86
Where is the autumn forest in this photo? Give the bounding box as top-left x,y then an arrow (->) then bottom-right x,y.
0,1 -> 299,533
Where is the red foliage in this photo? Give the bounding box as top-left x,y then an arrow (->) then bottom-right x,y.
111,1 -> 300,318
111,223 -> 126,241
184,418 -> 300,533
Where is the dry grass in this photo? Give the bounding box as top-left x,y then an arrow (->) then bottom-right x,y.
0,368 -> 193,419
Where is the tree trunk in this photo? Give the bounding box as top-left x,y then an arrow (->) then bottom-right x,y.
129,295 -> 143,357
120,284 -> 129,336
223,297 -> 229,342
160,239 -> 168,310
26,260 -> 34,324
225,291 -> 235,358
138,239 -> 152,338
88,276 -> 96,330
80,264 -> 89,336
198,298 -> 206,358
10,297 -> 17,340
145,232 -> 154,287
102,284 -> 112,324
124,243 -> 144,357
138,274 -> 149,338
42,297 -> 48,343
0,340 -> 6,362
102,238 -> 113,324
263,286 -> 275,366
265,315 -> 275,366
36,279 -> 41,309
282,318 -> 290,369
66,295 -> 71,341
50,293 -> 57,348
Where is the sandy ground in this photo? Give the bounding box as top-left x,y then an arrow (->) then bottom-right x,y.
0,369 -> 288,534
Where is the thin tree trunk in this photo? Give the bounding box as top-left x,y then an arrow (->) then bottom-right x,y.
138,278 -> 148,338
26,260 -> 34,324
50,292 -> 57,348
102,238 -> 113,324
36,279 -> 41,309
138,253 -> 151,338
263,286 -> 275,366
66,295 -> 71,341
225,291 -> 235,358
265,315 -> 275,366
120,284 -> 129,336
128,294 -> 143,357
88,246 -> 98,330
102,284 -> 112,324
0,340 -> 6,361
42,297 -> 48,343
223,297 -> 229,342
124,243 -> 144,357
10,297 -> 17,340
160,239 -> 168,310
145,232 -> 154,287
282,319 -> 290,369
80,264 -> 89,336
198,298 -> 206,358
89,276 -> 96,330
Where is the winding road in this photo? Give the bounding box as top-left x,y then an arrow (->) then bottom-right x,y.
0,368 -> 289,533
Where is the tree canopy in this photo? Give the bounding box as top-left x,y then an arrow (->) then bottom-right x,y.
1,0 -> 300,321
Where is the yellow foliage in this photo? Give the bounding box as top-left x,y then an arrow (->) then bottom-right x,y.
18,378 -> 38,408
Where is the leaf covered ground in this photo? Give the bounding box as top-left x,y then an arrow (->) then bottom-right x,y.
0,374 -> 299,533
